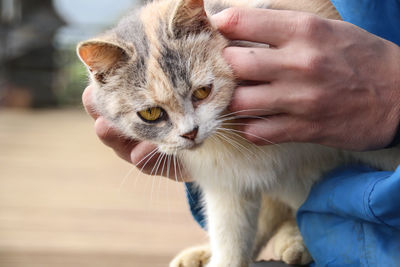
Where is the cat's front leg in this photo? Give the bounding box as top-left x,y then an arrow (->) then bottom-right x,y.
204,188 -> 261,267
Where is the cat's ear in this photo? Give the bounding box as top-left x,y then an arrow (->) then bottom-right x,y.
77,40 -> 129,81
169,0 -> 210,38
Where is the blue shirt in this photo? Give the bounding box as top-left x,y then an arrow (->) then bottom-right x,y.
297,165 -> 400,266
296,1 -> 400,266
330,0 -> 400,45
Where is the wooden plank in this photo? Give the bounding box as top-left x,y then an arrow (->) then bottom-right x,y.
0,109 -> 206,267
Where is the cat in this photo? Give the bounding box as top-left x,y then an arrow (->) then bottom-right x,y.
77,0 -> 400,266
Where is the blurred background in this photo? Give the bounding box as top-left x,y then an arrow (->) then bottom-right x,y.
0,0 -> 206,266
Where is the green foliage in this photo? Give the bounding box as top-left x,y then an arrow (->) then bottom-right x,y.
55,48 -> 88,107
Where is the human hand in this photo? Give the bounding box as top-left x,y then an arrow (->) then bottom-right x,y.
82,86 -> 190,181
212,8 -> 400,151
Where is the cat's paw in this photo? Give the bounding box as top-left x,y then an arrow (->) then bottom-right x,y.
271,220 -> 312,265
170,245 -> 211,267
278,239 -> 311,265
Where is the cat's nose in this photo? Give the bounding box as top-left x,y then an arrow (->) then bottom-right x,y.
180,126 -> 199,141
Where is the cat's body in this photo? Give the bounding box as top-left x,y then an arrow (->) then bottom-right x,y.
180,136 -> 399,265
77,0 -> 400,266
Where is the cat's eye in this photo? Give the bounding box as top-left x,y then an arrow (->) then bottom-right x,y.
192,85 -> 212,102
137,107 -> 165,123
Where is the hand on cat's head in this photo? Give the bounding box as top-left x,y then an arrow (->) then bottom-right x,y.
82,86 -> 191,182
210,7 -> 400,151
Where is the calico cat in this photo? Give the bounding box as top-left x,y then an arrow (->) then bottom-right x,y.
77,0 -> 400,266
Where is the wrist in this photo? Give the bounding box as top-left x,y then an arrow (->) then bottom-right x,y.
384,43 -> 400,148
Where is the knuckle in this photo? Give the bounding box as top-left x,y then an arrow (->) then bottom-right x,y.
297,14 -> 323,36
301,52 -> 326,74
230,88 -> 249,111
306,121 -> 324,142
228,101 -> 242,113
299,91 -> 323,114
219,7 -> 242,33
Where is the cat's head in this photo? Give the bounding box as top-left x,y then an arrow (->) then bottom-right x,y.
77,0 -> 235,154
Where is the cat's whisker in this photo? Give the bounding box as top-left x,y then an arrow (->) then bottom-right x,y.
216,129 -> 257,155
220,127 -> 281,148
174,149 -> 181,179
118,166 -> 137,194
157,153 -> 168,193
221,122 -> 258,127
150,153 -> 165,202
215,132 -> 254,163
134,147 -> 159,169
217,127 -> 274,161
158,152 -> 169,201
129,147 -> 159,191
219,120 -> 294,147
149,153 -> 163,176
166,154 -> 172,179
173,152 -> 179,184
217,108 -> 275,119
150,153 -> 165,201
174,152 -> 195,203
169,150 -> 178,197
176,153 -> 185,183
161,153 -> 168,178
218,129 -> 268,161
211,134 -> 234,159
153,153 -> 165,202
166,154 -> 172,221
136,148 -> 160,189
214,132 -> 247,163
218,115 -> 272,123
128,148 -> 160,208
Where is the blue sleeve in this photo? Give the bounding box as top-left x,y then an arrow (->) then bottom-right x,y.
296,4 -> 400,265
330,0 -> 400,45
297,165 -> 400,266
185,182 -> 207,229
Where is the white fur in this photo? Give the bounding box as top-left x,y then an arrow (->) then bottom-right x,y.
178,134 -> 400,266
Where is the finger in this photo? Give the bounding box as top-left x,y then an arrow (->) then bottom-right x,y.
95,117 -> 137,162
223,46 -> 286,82
131,143 -> 175,179
129,141 -> 158,168
131,142 -> 191,182
234,115 -> 308,145
211,7 -> 300,47
82,86 -> 99,120
229,84 -> 293,116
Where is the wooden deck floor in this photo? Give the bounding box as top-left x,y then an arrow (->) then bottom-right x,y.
0,108 -> 206,267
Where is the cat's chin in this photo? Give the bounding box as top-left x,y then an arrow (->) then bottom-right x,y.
158,142 -> 204,155
186,142 -> 204,151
